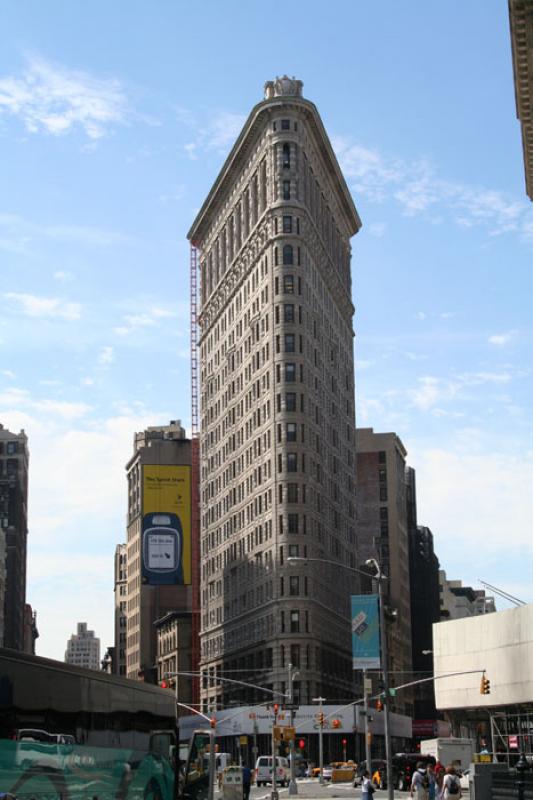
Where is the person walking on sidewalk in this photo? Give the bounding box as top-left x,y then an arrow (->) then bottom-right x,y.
361,770 -> 375,798
242,764 -> 252,800
410,762 -> 429,799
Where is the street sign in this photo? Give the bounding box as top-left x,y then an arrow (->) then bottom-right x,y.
273,726 -> 295,741
239,736 -> 248,746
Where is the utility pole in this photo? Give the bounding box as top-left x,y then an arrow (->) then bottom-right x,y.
288,662 -> 298,795
271,703 -> 279,800
363,671 -> 372,769
376,570 -> 393,800
312,696 -> 326,785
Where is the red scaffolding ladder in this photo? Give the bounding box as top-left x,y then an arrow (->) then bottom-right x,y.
190,242 -> 201,706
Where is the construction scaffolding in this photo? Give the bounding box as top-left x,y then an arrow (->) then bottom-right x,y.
490,710 -> 533,765
190,242 -> 201,706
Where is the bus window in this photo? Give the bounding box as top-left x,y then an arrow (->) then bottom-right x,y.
182,731 -> 211,800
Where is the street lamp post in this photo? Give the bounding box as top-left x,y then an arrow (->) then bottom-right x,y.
288,662 -> 299,795
288,556 -> 393,800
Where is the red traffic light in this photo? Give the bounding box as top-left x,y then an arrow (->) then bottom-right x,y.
332,719 -> 341,729
210,717 -> 216,729
273,704 -> 279,716
298,739 -> 305,750
342,738 -> 347,746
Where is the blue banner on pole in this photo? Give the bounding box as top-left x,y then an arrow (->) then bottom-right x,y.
351,594 -> 381,670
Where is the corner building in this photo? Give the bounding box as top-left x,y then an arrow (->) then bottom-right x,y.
188,77 -> 361,710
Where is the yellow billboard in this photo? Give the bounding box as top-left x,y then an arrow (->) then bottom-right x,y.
142,465 -> 191,585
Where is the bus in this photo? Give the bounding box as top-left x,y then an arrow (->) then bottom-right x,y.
0,648 -> 177,799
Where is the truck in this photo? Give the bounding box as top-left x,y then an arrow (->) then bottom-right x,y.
420,737 -> 474,771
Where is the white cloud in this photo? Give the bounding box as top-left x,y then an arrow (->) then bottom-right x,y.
98,345 -> 114,365
414,445 -> 533,558
113,306 -> 178,336
333,136 -> 533,240
488,330 -> 517,346
0,386 -> 90,419
2,370 -> 15,379
0,54 -> 129,139
410,370 -> 515,413
183,110 -> 247,160
368,222 -> 387,237
4,292 -> 81,320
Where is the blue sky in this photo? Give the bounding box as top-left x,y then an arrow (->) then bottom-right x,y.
1,1 -> 532,659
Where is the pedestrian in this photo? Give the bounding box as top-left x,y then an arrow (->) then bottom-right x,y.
360,769 -> 375,798
410,761 -> 429,799
427,764 -> 437,800
242,764 -> 252,800
441,765 -> 461,799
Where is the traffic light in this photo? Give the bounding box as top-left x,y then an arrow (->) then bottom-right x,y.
298,739 -> 305,750
342,738 -> 347,747
210,717 -> 216,729
331,719 -> 341,729
318,711 -> 325,726
480,675 -> 491,695
273,703 -> 279,717
376,698 -> 383,712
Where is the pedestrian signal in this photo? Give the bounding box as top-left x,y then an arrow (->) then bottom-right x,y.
331,719 -> 341,729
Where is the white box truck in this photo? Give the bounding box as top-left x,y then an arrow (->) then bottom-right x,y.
420,738 -> 474,770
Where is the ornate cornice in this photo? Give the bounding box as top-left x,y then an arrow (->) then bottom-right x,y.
509,0 -> 533,200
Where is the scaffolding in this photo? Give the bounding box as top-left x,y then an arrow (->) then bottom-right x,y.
190,242 -> 201,706
490,709 -> 533,766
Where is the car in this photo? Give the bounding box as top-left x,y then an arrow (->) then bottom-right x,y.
460,768 -> 470,790
255,756 -> 289,787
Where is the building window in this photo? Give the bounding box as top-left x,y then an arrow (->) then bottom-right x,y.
378,451 -> 386,464
380,487 -> 388,502
286,393 -> 297,411
286,423 -> 297,442
285,363 -> 296,382
284,305 -> 295,323
289,576 -> 299,596
283,181 -> 290,200
288,544 -> 299,557
283,215 -> 292,233
283,275 -> 294,294
282,143 -> 291,169
287,484 -> 299,503
287,514 -> 299,533
287,453 -> 297,472
283,244 -> 294,265
379,469 -> 387,483
281,119 -> 290,130
285,334 -> 295,352
290,611 -> 300,634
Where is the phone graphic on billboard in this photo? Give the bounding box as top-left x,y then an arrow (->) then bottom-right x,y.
142,512 -> 184,584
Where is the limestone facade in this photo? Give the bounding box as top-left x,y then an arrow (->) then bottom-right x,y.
189,78 -> 361,709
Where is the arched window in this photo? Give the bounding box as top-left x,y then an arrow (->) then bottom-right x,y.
283,143 -> 291,169
283,244 -> 294,265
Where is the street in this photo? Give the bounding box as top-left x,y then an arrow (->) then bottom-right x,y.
219,778 -> 470,800
215,779 -> 457,800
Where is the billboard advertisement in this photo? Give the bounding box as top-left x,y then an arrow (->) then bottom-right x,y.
142,465 -> 191,585
351,594 -> 381,670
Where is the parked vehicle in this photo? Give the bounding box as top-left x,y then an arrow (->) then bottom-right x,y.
460,768 -> 471,790
420,738 -> 474,772
255,756 -> 289,787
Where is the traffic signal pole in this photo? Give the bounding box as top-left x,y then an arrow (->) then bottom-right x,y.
312,696 -> 326,785
288,663 -> 298,795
